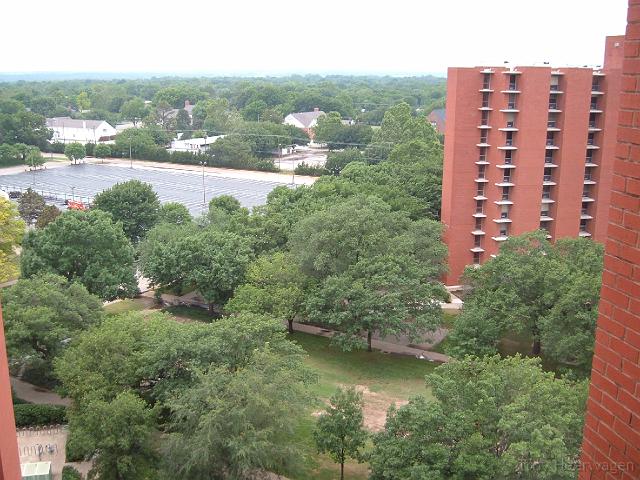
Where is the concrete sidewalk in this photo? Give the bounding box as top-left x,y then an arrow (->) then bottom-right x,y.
10,377 -> 71,406
290,321 -> 450,363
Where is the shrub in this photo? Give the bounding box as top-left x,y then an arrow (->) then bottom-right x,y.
13,404 -> 67,427
65,429 -> 90,462
62,465 -> 82,480
294,161 -> 328,176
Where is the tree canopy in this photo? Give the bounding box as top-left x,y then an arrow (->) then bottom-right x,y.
92,180 -> 161,242
0,198 -> 25,282
20,209 -> 138,300
447,232 -> 604,376
369,355 -> 588,480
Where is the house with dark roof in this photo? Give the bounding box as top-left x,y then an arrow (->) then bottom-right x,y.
46,117 -> 117,143
427,108 -> 446,134
283,108 -> 326,139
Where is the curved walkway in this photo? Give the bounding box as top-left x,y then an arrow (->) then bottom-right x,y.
10,377 -> 71,406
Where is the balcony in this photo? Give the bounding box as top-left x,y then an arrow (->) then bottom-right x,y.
588,123 -> 601,132
548,104 -> 562,113
478,106 -> 493,111
493,217 -> 512,223
540,215 -> 554,222
472,212 -> 487,218
475,159 -> 490,166
500,105 -> 519,113
591,89 -> 604,96
585,159 -> 598,167
541,197 -> 555,204
579,231 -> 592,238
494,199 -> 513,205
477,142 -> 491,147
495,180 -> 515,187
584,177 -> 597,185
499,121 -> 518,132
496,163 -> 516,169
478,124 -> 492,129
470,246 -> 485,253
471,229 -> 486,236
581,213 -> 593,220
582,195 -> 595,202
473,194 -> 488,201
545,143 -> 559,150
480,68 -> 494,74
474,177 -> 489,183
549,89 -> 564,94
491,235 -> 509,242
501,88 -> 521,94
543,180 -> 557,186
544,160 -> 558,168
479,87 -> 494,93
590,106 -> 603,113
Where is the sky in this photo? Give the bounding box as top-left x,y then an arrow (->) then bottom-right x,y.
1,0 -> 629,76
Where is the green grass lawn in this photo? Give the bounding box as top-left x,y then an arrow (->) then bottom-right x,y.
292,332 -> 437,400
161,305 -> 213,322
285,332 -> 438,480
104,298 -> 151,315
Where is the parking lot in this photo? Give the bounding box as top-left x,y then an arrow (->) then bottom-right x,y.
0,163 -> 291,214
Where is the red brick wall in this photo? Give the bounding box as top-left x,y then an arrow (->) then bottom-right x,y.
579,2 -> 640,478
0,304 -> 20,480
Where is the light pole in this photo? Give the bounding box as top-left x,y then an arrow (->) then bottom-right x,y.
71,186 -> 75,202
199,160 -> 207,212
129,139 -> 133,169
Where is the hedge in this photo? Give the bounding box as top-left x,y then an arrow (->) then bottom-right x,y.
294,161 -> 328,176
13,404 -> 67,427
62,466 -> 82,480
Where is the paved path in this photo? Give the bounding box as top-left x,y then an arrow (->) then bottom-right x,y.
290,321 -> 450,363
10,377 -> 71,406
141,289 -> 451,362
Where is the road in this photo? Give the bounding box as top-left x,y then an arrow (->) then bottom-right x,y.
0,162 -> 300,214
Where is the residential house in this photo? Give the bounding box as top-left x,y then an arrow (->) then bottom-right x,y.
283,107 -> 325,139
427,108 -> 446,134
46,117 -> 117,144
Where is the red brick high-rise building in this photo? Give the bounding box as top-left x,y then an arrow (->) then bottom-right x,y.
0,304 -> 20,480
579,1 -> 640,477
442,39 -> 623,285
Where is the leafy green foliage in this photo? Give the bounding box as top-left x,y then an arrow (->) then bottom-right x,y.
17,188 -> 45,225
0,198 -> 25,282
93,143 -> 111,159
314,387 -> 367,480
158,202 -> 192,225
369,355 -> 588,480
448,232 -> 604,376
289,196 -> 447,351
3,274 -> 103,380
20,210 -> 138,300
226,252 -> 307,332
68,391 -> 157,480
93,180 -> 161,242
0,99 -> 52,148
61,466 -> 82,480
164,347 -> 315,479
13,404 -> 67,427
64,142 -> 86,164
35,205 -> 61,229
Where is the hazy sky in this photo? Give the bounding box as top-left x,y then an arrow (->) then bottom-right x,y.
2,0 -> 628,75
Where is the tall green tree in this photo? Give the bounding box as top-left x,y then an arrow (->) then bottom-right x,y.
164,347 -> 314,480
448,232 -> 603,375
93,143 -> 111,161
68,391 -> 157,480
3,274 -> 103,382
17,188 -> 45,225
93,180 -> 161,243
314,387 -> 367,480
226,252 -> 307,334
289,196 -> 447,351
25,147 -> 45,169
20,209 -> 138,300
0,198 -> 25,282
35,205 -> 61,229
120,98 -> 147,126
158,202 -> 192,225
64,142 -> 86,165
369,355 -> 588,480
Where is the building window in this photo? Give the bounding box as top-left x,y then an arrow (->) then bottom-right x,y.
507,94 -> 517,109
549,94 -> 558,110
545,151 -> 554,164
476,200 -> 484,214
591,96 -> 598,110
588,132 -> 596,146
475,217 -> 483,230
474,236 -> 482,247
473,252 -> 481,264
504,150 -> 513,164
502,187 -> 510,200
546,132 -> 555,146
508,74 -> 517,91
483,73 -> 491,90
481,110 -> 489,124
482,92 -> 490,107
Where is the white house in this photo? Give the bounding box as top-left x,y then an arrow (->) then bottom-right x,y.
168,135 -> 225,154
46,117 -> 117,144
283,108 -> 325,139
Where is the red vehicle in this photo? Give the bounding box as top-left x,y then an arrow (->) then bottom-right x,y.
66,200 -> 87,211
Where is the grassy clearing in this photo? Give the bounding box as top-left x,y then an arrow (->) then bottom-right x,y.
292,332 -> 436,400
104,298 -> 151,315
161,305 -> 213,322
